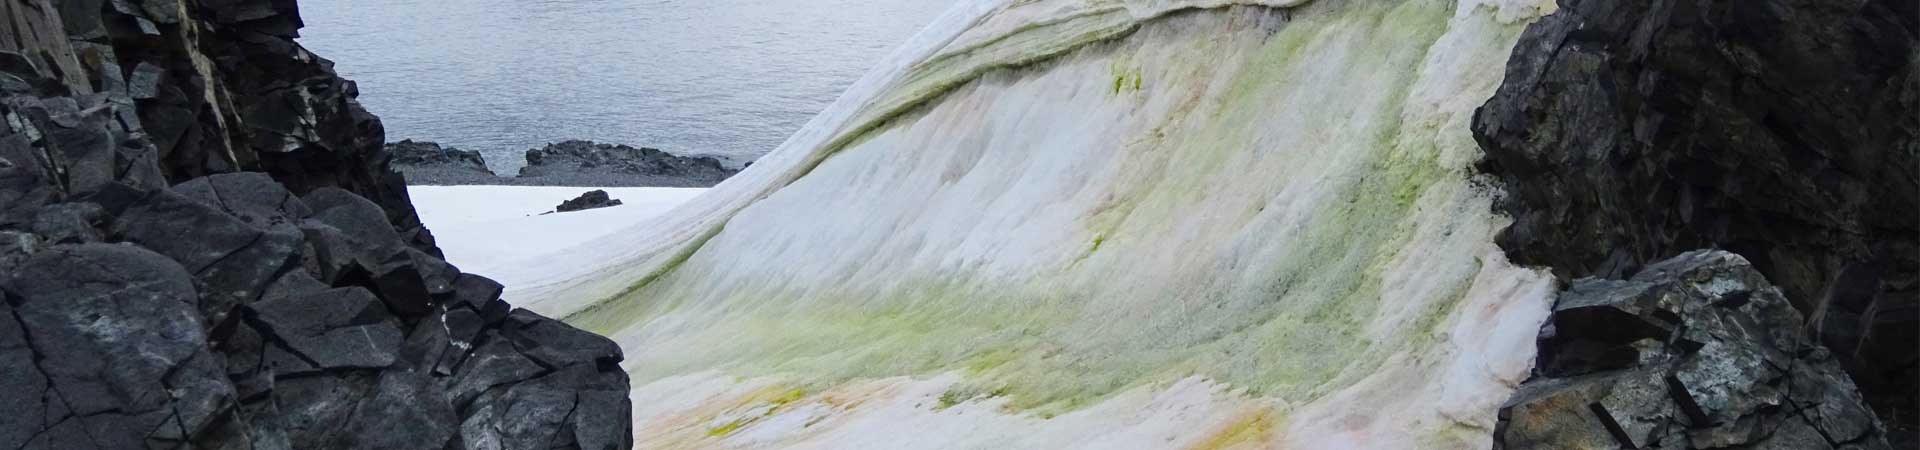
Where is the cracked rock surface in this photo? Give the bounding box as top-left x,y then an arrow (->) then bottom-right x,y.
1472,0 -> 1917,431
1496,250 -> 1890,450
0,0 -> 632,449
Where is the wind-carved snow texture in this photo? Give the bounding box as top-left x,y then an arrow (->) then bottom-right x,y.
504,0 -> 1564,447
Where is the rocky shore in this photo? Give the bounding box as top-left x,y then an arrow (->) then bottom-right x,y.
388,140 -> 501,185
0,1 -> 631,449
390,140 -> 739,187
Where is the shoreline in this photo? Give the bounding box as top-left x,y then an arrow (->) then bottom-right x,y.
390,139 -> 744,188
396,172 -> 731,188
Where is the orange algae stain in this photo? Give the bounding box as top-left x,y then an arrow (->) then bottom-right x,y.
1183,408 -> 1281,450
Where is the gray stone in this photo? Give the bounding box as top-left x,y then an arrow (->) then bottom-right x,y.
303,187 -> 401,245
574,390 -> 634,450
0,297 -> 48,450
448,331 -> 546,410
172,172 -> 314,225
115,186 -> 303,318
128,63 -> 163,100
459,380 -> 579,450
28,202 -> 103,243
385,140 -> 503,185
1495,251 -> 1892,449
450,273 -> 505,311
504,308 -> 624,368
249,287 -> 403,370
268,374 -> 374,446
436,308 -> 486,375
0,244 -> 234,448
333,373 -> 458,450
1474,0 -> 1918,426
555,189 -> 623,213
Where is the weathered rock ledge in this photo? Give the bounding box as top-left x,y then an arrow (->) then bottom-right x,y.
388,140 -> 500,185
390,139 -> 739,187
0,0 -> 632,449
1497,251 -> 1889,449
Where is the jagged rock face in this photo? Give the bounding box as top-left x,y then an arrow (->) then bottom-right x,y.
387,140 -> 504,185
0,1 -> 632,449
1497,250 -> 1890,449
0,175 -> 633,450
554,190 -> 622,213
1473,0 -> 1919,429
518,140 -> 736,187
5,0 -> 437,254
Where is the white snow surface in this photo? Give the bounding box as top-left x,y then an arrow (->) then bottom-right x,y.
407,186 -> 705,279
463,0 -> 1570,448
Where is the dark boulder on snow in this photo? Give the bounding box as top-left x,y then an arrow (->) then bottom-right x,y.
1497,251 -> 1890,450
556,189 -> 624,213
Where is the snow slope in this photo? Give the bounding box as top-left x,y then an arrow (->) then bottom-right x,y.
408,186 -> 705,279
497,0 -> 1561,447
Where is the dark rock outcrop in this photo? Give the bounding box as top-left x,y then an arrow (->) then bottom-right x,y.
390,139 -> 737,187
1474,0 -> 1918,431
3,243 -> 220,450
0,1 -> 632,449
1497,250 -> 1890,450
518,140 -> 736,187
387,139 -> 503,185
555,189 -> 623,213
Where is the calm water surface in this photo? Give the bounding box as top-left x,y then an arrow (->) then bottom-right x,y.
299,0 -> 954,172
